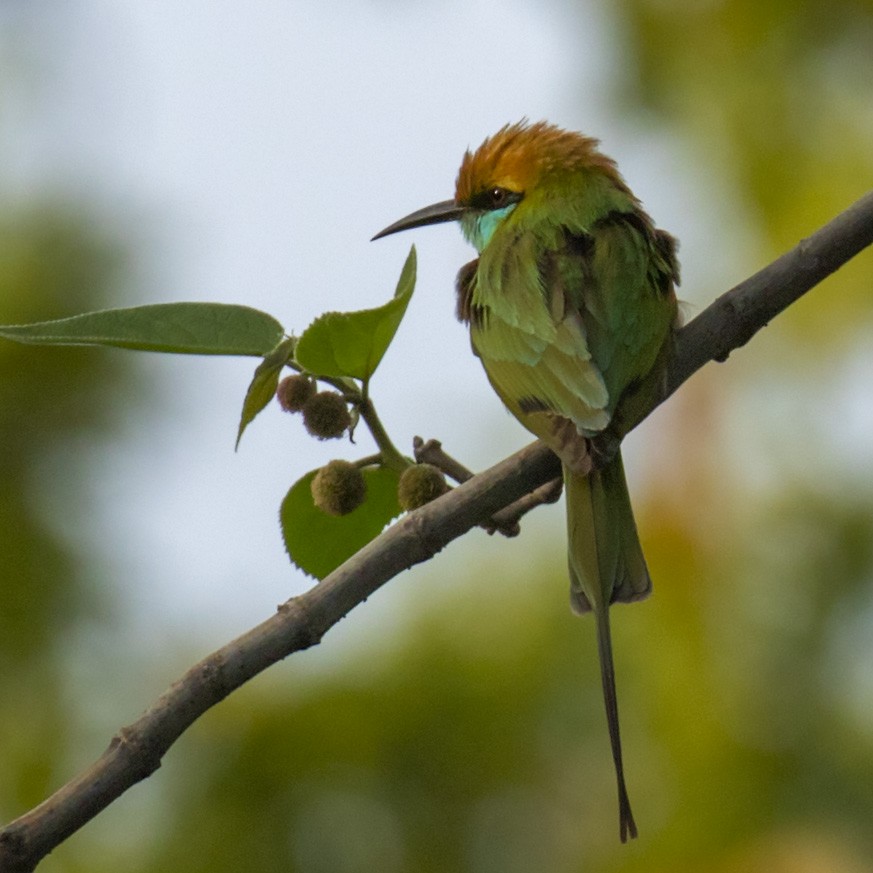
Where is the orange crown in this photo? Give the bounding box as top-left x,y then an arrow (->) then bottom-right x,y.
454,120 -> 623,204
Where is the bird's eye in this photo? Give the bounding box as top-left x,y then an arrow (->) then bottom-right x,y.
490,187 -> 508,207
469,186 -> 520,211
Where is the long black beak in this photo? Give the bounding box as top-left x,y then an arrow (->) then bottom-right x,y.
372,199 -> 466,241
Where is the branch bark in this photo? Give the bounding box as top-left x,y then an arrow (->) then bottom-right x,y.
1,190 -> 872,873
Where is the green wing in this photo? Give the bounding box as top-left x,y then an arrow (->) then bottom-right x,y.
463,209 -> 678,451
568,211 -> 678,412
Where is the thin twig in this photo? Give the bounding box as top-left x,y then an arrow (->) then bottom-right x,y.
413,437 -> 476,483
486,476 -> 564,535
413,436 -> 562,536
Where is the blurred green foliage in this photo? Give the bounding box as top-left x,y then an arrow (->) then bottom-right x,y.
617,0 -> 873,339
0,207 -> 128,818
3,1 -> 873,872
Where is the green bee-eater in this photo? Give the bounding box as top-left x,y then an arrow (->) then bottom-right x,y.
374,121 -> 679,841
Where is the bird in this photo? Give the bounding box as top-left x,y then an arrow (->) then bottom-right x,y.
373,120 -> 679,841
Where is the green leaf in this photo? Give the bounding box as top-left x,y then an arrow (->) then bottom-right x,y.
295,246 -> 416,381
280,465 -> 402,579
236,336 -> 297,449
0,302 -> 285,356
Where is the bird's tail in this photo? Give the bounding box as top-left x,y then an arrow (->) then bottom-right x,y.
564,450 -> 650,842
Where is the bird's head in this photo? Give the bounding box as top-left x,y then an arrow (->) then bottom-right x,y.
373,120 -> 622,252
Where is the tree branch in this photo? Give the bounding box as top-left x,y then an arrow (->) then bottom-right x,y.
413,435 -> 563,536
1,191 -> 871,873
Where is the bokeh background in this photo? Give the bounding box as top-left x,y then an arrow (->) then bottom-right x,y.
2,2 -> 873,871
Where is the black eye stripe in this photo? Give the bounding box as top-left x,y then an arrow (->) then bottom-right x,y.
469,186 -> 522,211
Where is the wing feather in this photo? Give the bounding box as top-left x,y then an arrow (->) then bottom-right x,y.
461,209 -> 678,448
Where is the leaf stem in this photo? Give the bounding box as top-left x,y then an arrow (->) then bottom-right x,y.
356,396 -> 409,474
353,454 -> 383,469
317,375 -> 408,474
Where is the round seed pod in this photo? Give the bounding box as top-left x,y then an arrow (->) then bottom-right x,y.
276,374 -> 316,412
302,391 -> 352,440
311,460 -> 367,516
397,463 -> 450,511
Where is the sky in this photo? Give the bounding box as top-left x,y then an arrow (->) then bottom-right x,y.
0,2 -> 750,653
